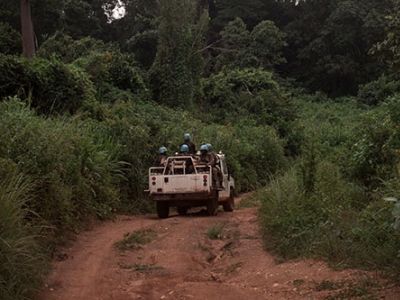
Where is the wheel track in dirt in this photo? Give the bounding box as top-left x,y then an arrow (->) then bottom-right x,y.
38,195 -> 399,300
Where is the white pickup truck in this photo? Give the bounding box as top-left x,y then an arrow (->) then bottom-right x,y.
148,153 -> 235,218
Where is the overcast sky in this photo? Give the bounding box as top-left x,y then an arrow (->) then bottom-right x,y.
112,0 -> 126,19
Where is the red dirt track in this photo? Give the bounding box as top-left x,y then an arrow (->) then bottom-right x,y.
39,195 -> 399,300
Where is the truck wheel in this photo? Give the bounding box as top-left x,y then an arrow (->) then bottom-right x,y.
156,202 -> 169,219
177,207 -> 189,216
223,190 -> 235,212
207,198 -> 218,216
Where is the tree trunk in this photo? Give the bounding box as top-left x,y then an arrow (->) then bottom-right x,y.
21,0 -> 35,58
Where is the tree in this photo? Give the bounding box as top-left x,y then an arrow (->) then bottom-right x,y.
372,0 -> 400,74
60,0 -> 113,39
214,18 -> 252,70
250,20 -> 287,69
0,22 -> 21,55
20,0 -> 35,58
214,18 -> 286,71
0,0 -> 119,45
111,0 -> 160,68
150,0 -> 208,108
210,0 -> 267,30
279,0 -> 393,96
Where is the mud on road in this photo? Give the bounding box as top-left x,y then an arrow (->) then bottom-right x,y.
39,196 -> 399,300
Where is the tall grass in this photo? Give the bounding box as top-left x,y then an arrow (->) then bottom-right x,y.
260,163 -> 400,275
0,99 -> 122,232
0,174 -> 46,300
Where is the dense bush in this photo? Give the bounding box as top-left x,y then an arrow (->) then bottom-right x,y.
0,22 -> 21,55
258,96 -> 400,276
358,75 -> 400,106
295,97 -> 367,172
344,95 -> 400,187
37,34 -> 148,102
37,33 -> 109,63
202,68 -> 280,110
0,54 -> 31,100
197,121 -> 288,191
349,111 -> 396,187
201,68 -> 297,139
0,55 -> 96,114
74,50 -> 147,100
28,58 -> 96,114
0,99 -> 121,230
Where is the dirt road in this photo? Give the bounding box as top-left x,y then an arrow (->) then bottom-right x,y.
39,195 -> 399,300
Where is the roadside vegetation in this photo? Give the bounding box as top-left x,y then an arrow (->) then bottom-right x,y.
258,97 -> 400,276
1,0 -> 400,299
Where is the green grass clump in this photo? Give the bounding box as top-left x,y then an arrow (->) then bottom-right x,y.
115,229 -> 157,251
206,223 -> 226,240
0,174 -> 47,300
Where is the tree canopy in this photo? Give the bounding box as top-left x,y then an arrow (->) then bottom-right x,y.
2,0 -> 398,96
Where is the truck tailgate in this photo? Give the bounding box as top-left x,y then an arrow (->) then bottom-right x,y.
150,174 -> 210,194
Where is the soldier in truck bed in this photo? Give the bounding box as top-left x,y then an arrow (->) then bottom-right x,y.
178,144 -> 195,174
180,133 -> 196,155
199,144 -> 220,188
155,146 -> 168,167
208,144 -> 223,188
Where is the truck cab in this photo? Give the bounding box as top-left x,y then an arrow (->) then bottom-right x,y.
148,153 -> 235,218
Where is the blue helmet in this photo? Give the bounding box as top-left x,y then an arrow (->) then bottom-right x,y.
159,146 -> 167,154
207,143 -> 213,151
184,133 -> 191,142
180,144 -> 189,153
200,144 -> 209,152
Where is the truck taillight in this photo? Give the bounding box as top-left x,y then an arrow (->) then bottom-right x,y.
203,175 -> 208,180
152,182 -> 156,186
152,177 -> 156,181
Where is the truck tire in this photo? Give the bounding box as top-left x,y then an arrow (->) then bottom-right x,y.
207,198 -> 218,216
177,207 -> 189,216
156,202 -> 169,219
223,190 -> 235,212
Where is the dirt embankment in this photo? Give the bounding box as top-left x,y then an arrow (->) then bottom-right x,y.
38,195 -> 399,300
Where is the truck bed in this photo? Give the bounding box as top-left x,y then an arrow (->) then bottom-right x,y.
149,156 -> 213,197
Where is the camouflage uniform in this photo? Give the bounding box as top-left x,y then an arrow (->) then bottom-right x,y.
199,153 -> 220,188
155,154 -> 167,167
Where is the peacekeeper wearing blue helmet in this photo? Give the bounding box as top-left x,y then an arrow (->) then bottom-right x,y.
207,144 -> 223,188
180,133 -> 196,155
179,144 -> 194,173
155,146 -> 168,167
179,144 -> 190,154
199,144 -> 221,188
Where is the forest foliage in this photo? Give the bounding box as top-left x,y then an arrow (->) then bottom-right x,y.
1,0 -> 400,299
